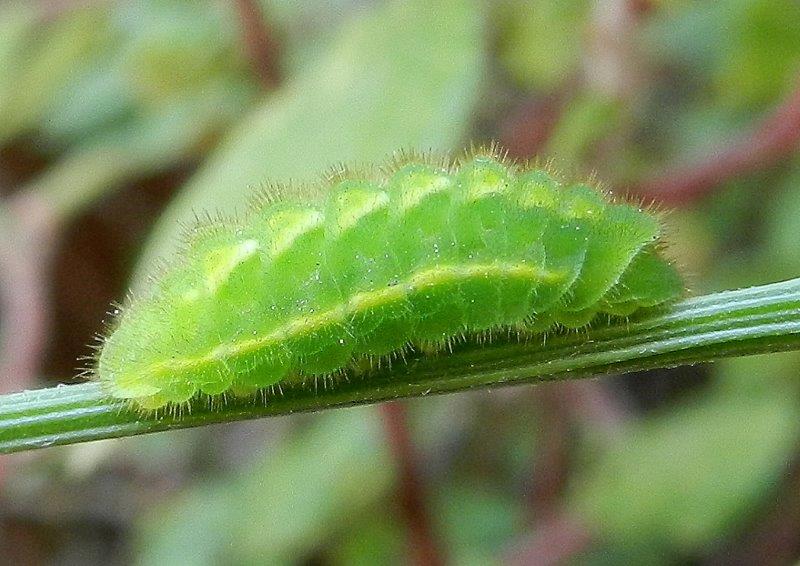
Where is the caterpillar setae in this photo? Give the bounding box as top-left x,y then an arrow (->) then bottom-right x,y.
94,147 -> 683,410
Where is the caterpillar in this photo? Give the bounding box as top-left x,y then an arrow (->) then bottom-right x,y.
94,147 -> 683,410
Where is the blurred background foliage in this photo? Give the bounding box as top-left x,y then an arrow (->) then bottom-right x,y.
0,0 -> 799,564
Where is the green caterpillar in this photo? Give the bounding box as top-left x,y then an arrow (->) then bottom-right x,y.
95,148 -> 682,410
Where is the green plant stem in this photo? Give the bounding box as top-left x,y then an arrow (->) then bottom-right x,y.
1,278 -> 799,454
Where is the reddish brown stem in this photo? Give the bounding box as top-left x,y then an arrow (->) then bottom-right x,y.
527,387 -> 572,517
0,193 -> 58,395
500,93 -> 567,161
380,401 -> 446,566
628,0 -> 656,18
234,0 -> 281,89
560,380 -> 629,435
504,512 -> 594,566
584,0 -> 643,101
630,78 -> 800,206
525,380 -> 628,548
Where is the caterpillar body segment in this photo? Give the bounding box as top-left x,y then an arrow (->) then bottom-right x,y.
96,149 -> 682,410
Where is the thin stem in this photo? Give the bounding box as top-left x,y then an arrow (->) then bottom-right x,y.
629,77 -> 800,205
527,386 -> 572,517
234,0 -> 281,89
0,193 -> 57,394
1,278 -> 799,454
381,402 -> 446,566
504,511 -> 593,566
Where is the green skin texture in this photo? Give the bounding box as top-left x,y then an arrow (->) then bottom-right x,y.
97,153 -> 682,410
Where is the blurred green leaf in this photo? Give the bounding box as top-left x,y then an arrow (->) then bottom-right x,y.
543,93 -> 621,167
136,409 -> 393,565
764,160 -> 800,276
496,0 -> 588,91
645,1 -> 735,73
21,1 -> 262,223
40,1 -> 256,148
568,373 -> 800,552
715,0 -> 800,110
0,2 -> 37,66
436,482 -> 525,565
641,0 -> 800,173
134,0 -> 485,286
329,512 -> 404,566
258,0 -> 366,75
0,3 -> 105,142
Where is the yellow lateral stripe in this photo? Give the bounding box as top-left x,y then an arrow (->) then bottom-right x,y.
154,262 -> 563,374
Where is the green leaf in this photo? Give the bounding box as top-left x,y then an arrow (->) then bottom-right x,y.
135,409 -> 394,565
544,93 -> 621,166
435,482 -> 525,565
764,160 -> 800,275
715,0 -> 800,110
495,0 -> 588,91
568,370 -> 800,551
0,3 -> 105,142
134,0 -> 485,287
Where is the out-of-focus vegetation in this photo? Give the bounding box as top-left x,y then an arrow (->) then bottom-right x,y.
1,0 -> 799,564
